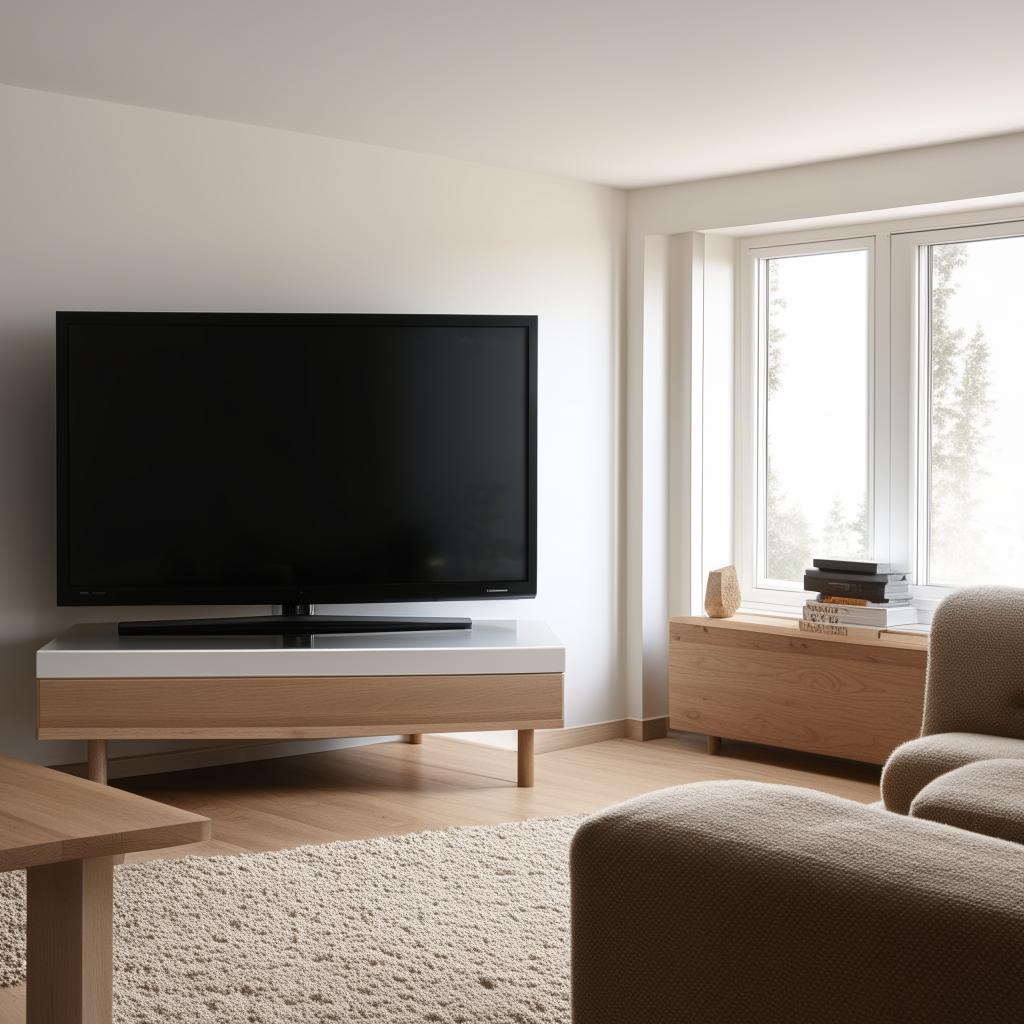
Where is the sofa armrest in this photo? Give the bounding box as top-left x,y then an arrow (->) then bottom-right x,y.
571,781 -> 1024,1024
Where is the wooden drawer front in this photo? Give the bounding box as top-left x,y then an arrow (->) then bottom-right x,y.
38,673 -> 564,739
669,624 -> 925,765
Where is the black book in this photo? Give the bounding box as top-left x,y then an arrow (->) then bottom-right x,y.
803,578 -> 892,602
812,558 -> 892,575
803,573 -> 907,602
804,568 -> 908,585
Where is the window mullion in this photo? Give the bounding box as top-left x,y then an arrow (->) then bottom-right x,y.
871,234 -> 890,568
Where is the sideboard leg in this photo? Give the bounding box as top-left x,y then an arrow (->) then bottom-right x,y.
87,740 -> 108,785
407,734 -> 423,744
517,729 -> 535,788
706,735 -> 722,756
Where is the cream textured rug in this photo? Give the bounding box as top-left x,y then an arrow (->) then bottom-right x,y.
0,816 -> 579,1022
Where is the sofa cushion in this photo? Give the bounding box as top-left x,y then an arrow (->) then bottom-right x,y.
880,732 -> 1024,814
923,586 -> 1024,738
910,758 -> 1024,844
571,780 -> 1024,1024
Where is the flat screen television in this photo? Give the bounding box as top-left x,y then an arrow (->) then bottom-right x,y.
56,312 -> 537,636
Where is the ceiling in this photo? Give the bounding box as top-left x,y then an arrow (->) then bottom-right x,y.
2,0 -> 1023,189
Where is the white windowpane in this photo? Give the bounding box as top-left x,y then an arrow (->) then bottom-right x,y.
926,236 -> 1024,586
763,249 -> 870,584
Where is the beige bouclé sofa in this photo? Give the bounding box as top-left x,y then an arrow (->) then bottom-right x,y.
570,588 -> 1024,1022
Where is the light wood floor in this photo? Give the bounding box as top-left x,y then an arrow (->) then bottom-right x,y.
0,733 -> 880,1022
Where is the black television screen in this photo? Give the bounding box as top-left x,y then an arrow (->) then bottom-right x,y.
57,312 -> 537,608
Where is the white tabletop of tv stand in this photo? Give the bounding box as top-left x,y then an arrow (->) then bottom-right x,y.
37,619 -> 565,679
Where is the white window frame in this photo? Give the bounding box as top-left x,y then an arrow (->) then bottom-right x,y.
736,205 -> 1024,614
891,216 -> 1024,602
737,232 -> 877,610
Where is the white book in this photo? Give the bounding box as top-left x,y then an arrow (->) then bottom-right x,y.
804,601 -> 919,628
798,619 -> 881,638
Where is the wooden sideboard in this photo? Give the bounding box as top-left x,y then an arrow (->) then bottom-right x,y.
669,614 -> 928,765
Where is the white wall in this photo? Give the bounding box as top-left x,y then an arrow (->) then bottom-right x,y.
0,84 -> 626,767
624,131 -> 1024,721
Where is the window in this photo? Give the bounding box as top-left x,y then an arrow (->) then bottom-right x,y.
759,244 -> 871,585
919,232 -> 1024,588
738,210 -> 1024,610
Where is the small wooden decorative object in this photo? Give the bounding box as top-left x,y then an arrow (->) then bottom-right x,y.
704,565 -> 741,618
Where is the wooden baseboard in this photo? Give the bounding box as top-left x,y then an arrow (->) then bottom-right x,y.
535,720 -> 627,753
535,717 -> 670,753
625,717 -> 670,741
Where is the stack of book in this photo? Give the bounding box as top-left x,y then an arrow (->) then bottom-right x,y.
800,559 -> 917,637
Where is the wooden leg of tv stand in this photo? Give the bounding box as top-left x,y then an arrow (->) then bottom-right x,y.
406,734 -> 423,744
87,740 -> 108,785
706,735 -> 722,756
517,729 -> 535,788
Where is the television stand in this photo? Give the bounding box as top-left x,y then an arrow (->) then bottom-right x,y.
37,620 -> 564,788
118,604 -> 472,637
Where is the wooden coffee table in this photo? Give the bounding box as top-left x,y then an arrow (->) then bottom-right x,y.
0,754 -> 210,1023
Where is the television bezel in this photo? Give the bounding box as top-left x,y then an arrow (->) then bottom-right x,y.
56,311 -> 538,608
